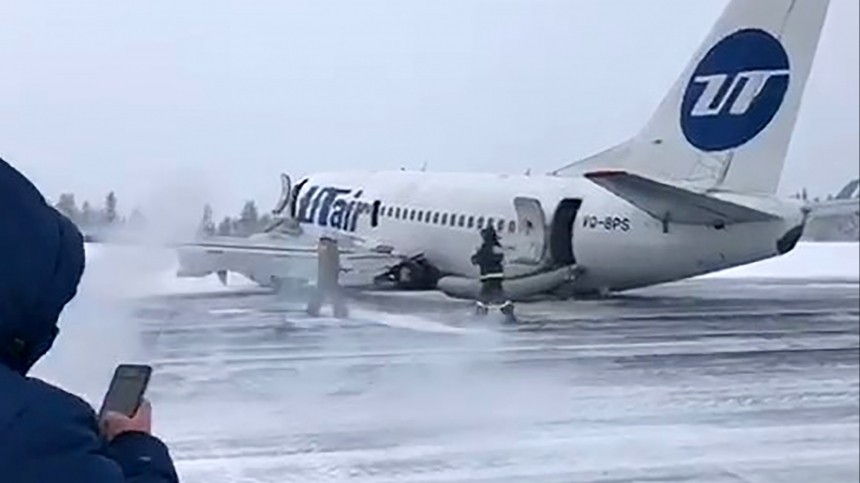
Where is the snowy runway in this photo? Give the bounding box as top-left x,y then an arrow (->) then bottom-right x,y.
33,243 -> 860,482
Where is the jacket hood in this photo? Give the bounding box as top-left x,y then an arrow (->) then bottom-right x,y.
0,158 -> 85,374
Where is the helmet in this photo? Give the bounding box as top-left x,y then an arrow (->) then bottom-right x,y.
480,225 -> 499,243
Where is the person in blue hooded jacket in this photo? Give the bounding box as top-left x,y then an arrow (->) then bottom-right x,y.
0,157 -> 180,483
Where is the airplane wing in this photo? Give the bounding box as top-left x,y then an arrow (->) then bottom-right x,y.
175,231 -> 404,288
585,170 -> 780,225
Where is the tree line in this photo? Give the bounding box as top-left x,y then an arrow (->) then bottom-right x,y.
53,191 -> 274,238
198,200 -> 275,238
52,191 -> 144,232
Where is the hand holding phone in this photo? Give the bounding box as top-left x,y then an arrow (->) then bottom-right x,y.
99,364 -> 152,418
98,364 -> 153,441
100,398 -> 153,442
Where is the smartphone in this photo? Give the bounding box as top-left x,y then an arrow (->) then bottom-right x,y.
98,364 -> 152,418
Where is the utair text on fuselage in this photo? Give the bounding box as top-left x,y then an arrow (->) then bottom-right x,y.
295,184 -> 375,233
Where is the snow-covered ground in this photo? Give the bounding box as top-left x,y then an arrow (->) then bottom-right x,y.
31,241 -> 859,482
701,242 -> 859,280
81,242 -> 259,298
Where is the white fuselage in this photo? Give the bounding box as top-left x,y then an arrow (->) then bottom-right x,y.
178,0 -> 832,298
289,170 -> 804,295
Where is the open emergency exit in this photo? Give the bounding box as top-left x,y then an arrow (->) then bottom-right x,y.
512,197 -> 581,268
549,198 -> 581,266
512,197 -> 547,265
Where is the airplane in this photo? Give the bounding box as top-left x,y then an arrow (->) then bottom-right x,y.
816,178 -> 860,218
801,178 -> 860,240
176,0 -> 858,303
836,179 -> 860,201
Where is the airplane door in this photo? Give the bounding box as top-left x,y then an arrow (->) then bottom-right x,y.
512,197 -> 547,265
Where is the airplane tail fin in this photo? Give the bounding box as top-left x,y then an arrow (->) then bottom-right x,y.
836,179 -> 860,200
561,0 -> 831,195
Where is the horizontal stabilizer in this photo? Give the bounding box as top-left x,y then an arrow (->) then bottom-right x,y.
585,170 -> 780,225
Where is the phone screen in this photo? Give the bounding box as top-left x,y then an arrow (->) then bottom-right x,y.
99,364 -> 152,418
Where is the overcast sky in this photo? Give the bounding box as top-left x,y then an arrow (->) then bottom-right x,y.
1,0 -> 857,218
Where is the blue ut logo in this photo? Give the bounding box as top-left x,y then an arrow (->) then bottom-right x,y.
681,28 -> 791,152
688,69 -> 790,117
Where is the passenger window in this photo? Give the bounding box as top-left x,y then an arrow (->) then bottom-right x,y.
433,212 -> 440,224
386,207 -> 393,217
417,211 -> 424,222
508,220 -> 516,233
487,218 -> 494,230
497,219 -> 504,231
410,209 -> 416,221
395,207 -> 401,219
467,216 -> 474,228
450,213 -> 457,226
477,217 -> 484,229
441,213 -> 448,225
458,214 -> 465,227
